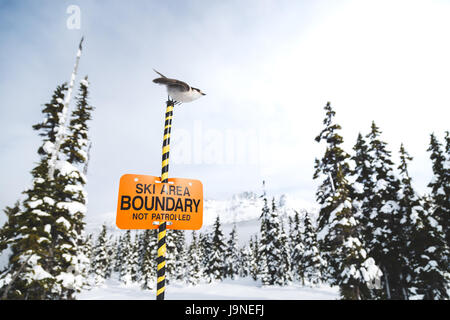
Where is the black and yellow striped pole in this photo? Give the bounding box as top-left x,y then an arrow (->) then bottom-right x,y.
156,99 -> 174,300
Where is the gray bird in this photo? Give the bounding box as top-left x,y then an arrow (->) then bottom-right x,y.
153,69 -> 206,104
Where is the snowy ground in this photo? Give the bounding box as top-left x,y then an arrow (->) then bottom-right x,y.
77,276 -> 339,300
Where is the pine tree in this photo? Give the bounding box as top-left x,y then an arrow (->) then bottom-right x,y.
290,211 -> 305,284
224,224 -> 240,279
139,229 -> 157,290
258,197 -> 271,285
77,233 -> 92,289
173,230 -> 187,282
92,224 -> 110,286
249,236 -> 260,282
260,198 -> 289,286
239,244 -> 252,278
331,166 -> 382,300
187,231 -> 203,285
119,230 -> 137,285
0,202 -> 20,254
49,77 -> 93,298
427,133 -> 449,247
0,78 -> 94,299
114,234 -> 124,274
278,211 -> 292,284
0,202 -> 23,298
410,196 -> 449,299
164,229 -> 176,283
104,234 -> 116,280
199,232 -> 212,280
350,133 -> 374,241
365,122 -> 405,299
301,213 -> 325,286
0,84 -> 68,299
206,216 -> 226,282
313,102 -> 352,283
406,132 -> 450,300
395,144 -> 424,297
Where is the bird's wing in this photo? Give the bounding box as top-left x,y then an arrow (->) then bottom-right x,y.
153,77 -> 190,92
153,69 -> 167,78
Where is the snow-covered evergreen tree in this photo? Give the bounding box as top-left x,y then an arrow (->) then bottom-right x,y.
365,122 -> 404,299
258,197 -> 271,285
77,233 -> 92,289
91,224 -> 111,286
410,196 -> 449,300
205,216 -> 226,282
0,76 -> 94,299
395,143 -> 425,298
249,236 -> 260,282
0,202 -> 20,257
50,77 -> 93,297
187,231 -> 203,285
260,198 -> 290,286
173,230 -> 187,282
427,133 -> 449,248
164,229 -> 176,283
239,244 -> 252,278
313,102 -> 352,283
405,132 -> 450,300
114,234 -> 124,274
0,84 -> 68,299
330,167 -> 382,300
224,224 -> 240,279
119,231 -> 138,285
138,229 -> 157,290
301,212 -> 325,286
350,133 -> 374,241
290,211 -> 305,284
278,209 -> 293,284
199,232 -> 212,280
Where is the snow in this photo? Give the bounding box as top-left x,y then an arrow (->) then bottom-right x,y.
44,224 -> 51,234
42,141 -> 55,154
33,177 -> 45,184
374,179 -> 388,192
55,160 -> 84,180
427,216 -> 439,229
37,237 -> 50,244
80,79 -> 89,87
77,277 -> 339,300
43,196 -> 55,206
436,187 -> 445,196
343,236 -> 362,248
31,265 -> 53,281
64,184 -> 84,193
425,246 -> 436,253
56,217 -> 71,229
27,199 -> 43,209
380,200 -> 400,214
57,201 -> 87,215
353,182 -> 364,194
32,209 -> 50,217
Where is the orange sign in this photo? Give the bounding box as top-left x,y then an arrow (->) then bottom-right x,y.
116,174 -> 203,230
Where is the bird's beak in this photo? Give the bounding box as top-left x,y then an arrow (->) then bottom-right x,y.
202,92 -> 206,96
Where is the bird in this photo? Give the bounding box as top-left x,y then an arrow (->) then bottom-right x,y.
152,69 -> 206,104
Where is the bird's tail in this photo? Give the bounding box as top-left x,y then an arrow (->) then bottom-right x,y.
153,69 -> 167,78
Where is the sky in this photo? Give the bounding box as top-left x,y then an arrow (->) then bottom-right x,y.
0,0 -> 449,225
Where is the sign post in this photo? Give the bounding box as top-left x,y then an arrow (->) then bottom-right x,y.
156,100 -> 173,300
116,99 -> 203,300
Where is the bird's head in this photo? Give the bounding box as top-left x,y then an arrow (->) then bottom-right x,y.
191,87 -> 206,97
